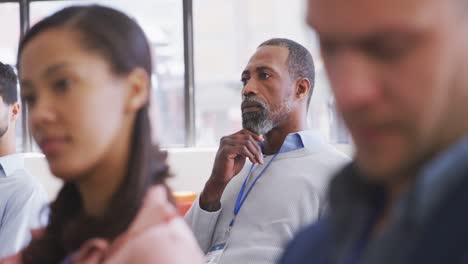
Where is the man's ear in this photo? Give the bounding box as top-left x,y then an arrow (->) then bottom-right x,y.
9,102 -> 20,122
295,78 -> 312,101
125,67 -> 150,113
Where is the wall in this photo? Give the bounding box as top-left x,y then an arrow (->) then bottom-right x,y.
23,149 -> 218,199
24,145 -> 352,200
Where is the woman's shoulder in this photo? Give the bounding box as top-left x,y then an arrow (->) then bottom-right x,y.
71,186 -> 204,264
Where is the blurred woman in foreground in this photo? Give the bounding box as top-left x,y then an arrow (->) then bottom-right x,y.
1,5 -> 203,264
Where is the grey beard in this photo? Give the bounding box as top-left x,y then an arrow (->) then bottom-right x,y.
241,96 -> 292,135
242,108 -> 274,135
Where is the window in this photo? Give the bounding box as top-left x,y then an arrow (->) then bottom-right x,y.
4,0 -> 350,151
0,3 -> 19,66
30,0 -> 186,147
193,0 -> 350,146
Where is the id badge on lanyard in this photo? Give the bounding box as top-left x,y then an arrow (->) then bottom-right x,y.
204,225 -> 233,264
205,241 -> 229,264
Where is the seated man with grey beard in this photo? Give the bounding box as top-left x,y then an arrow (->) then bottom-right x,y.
185,38 -> 349,264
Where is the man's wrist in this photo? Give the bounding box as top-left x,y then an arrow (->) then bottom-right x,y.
199,193 -> 222,212
199,180 -> 226,212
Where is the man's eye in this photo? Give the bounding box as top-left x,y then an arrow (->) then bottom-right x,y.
53,78 -> 71,93
259,72 -> 271,79
241,77 -> 249,86
363,41 -> 412,63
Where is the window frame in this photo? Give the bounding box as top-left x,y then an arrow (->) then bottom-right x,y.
1,0 -> 351,151
0,0 -> 196,150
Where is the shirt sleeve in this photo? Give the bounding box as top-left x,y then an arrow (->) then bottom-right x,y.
0,185 -> 48,258
184,196 -> 222,253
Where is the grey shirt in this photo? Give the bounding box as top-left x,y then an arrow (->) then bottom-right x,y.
0,153 -> 49,258
186,131 -> 350,264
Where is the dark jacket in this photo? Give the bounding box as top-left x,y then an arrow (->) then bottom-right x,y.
280,162 -> 468,264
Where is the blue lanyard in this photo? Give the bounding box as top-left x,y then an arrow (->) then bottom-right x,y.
229,153 -> 279,227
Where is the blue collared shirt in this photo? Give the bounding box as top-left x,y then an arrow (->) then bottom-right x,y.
261,130 -> 325,154
0,153 -> 49,258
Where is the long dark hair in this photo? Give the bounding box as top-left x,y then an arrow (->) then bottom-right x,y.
18,5 -> 172,263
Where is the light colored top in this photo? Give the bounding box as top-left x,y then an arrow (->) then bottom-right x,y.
185,130 -> 350,264
0,153 -> 49,258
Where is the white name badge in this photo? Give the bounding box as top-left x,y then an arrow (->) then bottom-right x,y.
205,243 -> 227,264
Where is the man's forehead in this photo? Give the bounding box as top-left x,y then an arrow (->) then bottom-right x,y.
244,45 -> 289,72
307,0 -> 447,38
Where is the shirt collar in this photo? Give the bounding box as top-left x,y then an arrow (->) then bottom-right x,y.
413,134 -> 468,221
325,137 -> 468,261
334,134 -> 468,225
0,153 -> 25,177
260,130 -> 324,154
